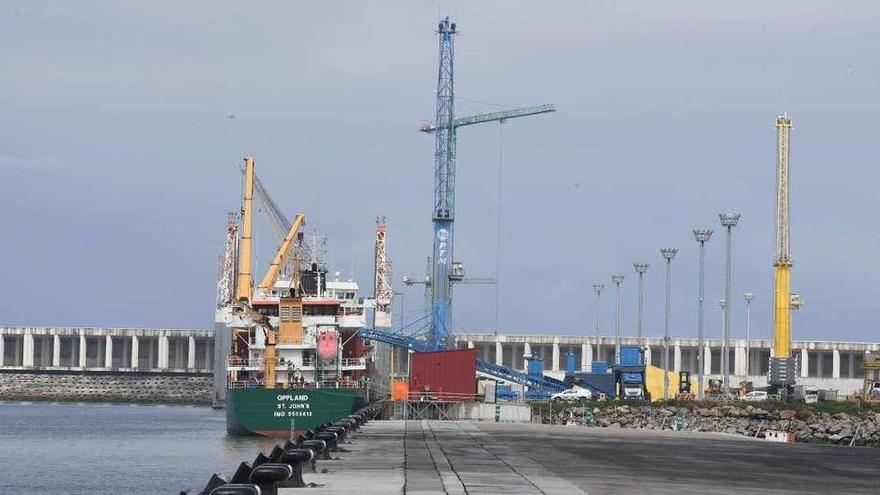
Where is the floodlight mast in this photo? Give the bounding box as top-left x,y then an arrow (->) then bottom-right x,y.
592,283 -> 605,360
632,262 -> 649,347
611,275 -> 625,364
719,212 -> 740,394
660,247 -> 678,401
693,229 -> 713,399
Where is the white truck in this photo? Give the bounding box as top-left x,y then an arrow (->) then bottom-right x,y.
793,384 -> 819,404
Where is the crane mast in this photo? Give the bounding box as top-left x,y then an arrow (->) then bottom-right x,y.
257,213 -> 305,298
770,114 -> 800,391
425,18 -> 556,349
235,156 -> 255,303
373,216 -> 393,328
216,213 -> 239,307
430,17 -> 458,349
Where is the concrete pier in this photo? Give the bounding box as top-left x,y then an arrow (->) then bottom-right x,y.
285,420 -> 880,494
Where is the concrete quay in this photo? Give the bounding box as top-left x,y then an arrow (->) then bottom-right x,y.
293,420 -> 880,495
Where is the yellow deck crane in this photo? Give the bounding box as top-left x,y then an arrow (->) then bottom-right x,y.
769,115 -> 803,395
256,213 -> 305,388
233,156 -> 306,389
235,157 -> 256,303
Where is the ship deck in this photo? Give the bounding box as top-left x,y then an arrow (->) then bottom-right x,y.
284,419 -> 880,494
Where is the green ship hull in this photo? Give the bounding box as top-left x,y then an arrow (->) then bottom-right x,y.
226,387 -> 365,437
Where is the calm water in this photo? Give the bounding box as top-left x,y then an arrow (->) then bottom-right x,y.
0,401 -> 276,494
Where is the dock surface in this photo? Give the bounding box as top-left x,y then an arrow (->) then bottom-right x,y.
285,420 -> 880,494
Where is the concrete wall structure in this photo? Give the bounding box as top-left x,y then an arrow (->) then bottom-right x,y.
0,327 -> 213,374
455,334 -> 880,395
4,326 -> 877,396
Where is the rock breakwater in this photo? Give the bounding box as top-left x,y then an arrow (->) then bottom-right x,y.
0,372 -> 212,405
539,402 -> 880,447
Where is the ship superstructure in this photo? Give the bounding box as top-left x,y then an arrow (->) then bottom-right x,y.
218,157 -> 369,436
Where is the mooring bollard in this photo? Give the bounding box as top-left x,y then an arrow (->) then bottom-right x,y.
248,463 -> 294,495
208,484 -> 260,495
315,431 -> 340,454
279,448 -> 313,488
341,417 -> 359,432
325,425 -> 349,443
299,438 -> 330,464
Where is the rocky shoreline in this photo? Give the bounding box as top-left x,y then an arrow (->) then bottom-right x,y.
538,403 -> 880,447
0,372 -> 212,405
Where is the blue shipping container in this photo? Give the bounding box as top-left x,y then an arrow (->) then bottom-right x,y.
591,361 -> 608,374
527,358 -> 544,378
566,352 -> 576,374
619,346 -> 643,367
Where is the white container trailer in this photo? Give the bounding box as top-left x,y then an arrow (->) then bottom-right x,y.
793,384 -> 818,404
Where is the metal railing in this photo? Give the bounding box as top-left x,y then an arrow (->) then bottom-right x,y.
406,391 -> 478,402
228,379 -> 363,390
341,357 -> 367,368
228,356 -> 367,369
226,356 -> 264,368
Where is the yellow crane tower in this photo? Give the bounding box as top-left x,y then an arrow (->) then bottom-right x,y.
769,114 -> 802,394
236,156 -> 255,303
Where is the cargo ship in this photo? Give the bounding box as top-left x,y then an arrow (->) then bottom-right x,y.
215,157 -> 375,437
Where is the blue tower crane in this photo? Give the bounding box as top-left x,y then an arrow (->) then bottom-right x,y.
427,17 -> 555,350
430,17 -> 457,350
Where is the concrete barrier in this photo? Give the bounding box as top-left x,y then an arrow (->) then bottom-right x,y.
457,402 -> 531,422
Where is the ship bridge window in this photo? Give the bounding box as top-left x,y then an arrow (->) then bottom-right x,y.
304,305 -> 338,316
255,305 -> 279,317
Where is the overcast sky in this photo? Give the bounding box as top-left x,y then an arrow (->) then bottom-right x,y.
1,1 -> 878,342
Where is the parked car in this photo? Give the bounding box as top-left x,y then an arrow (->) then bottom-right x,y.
550,388 -> 592,401
742,390 -> 768,402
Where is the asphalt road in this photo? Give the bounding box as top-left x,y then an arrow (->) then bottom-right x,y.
473,423 -> 880,495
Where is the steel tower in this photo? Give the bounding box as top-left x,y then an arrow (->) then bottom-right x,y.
373,216 -> 393,328
769,114 -> 802,392
216,212 -> 239,308
429,17 -> 458,349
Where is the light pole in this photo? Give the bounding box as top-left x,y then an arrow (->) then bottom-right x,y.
693,229 -> 713,399
719,297 -> 727,391
633,262 -> 649,347
719,212 -> 740,395
661,248 -> 678,401
611,275 -> 625,364
592,283 -> 605,362
743,292 -> 754,377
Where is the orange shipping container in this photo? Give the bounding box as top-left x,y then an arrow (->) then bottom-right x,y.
391,380 -> 409,401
